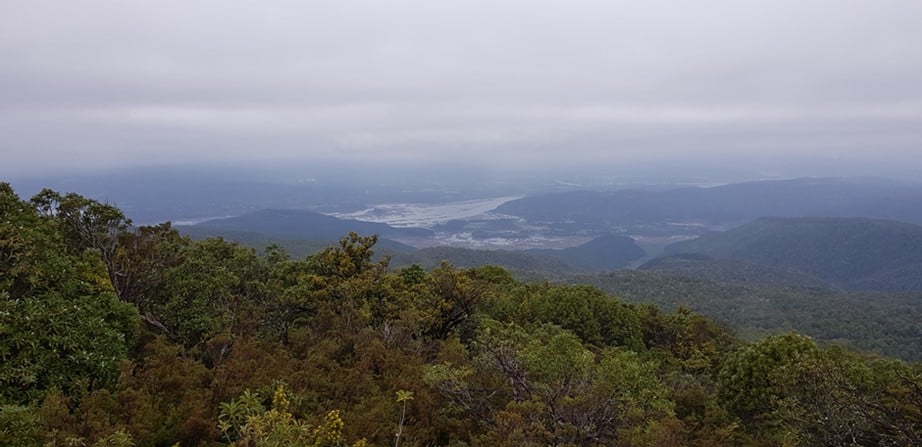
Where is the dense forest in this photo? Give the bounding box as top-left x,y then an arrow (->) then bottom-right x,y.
2,184 -> 922,446
575,269 -> 922,362
663,216 -> 922,292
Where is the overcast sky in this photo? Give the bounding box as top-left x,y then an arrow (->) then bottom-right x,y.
2,0 -> 921,178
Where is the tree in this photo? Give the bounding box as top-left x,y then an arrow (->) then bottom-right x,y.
772,347 -> 922,446
718,333 -> 820,421
418,262 -> 485,340
308,233 -> 383,280
511,284 -> 645,350
29,189 -> 131,290
219,385 -> 367,447
426,320 -> 680,446
0,184 -> 138,402
110,224 -> 187,311
150,237 -> 266,349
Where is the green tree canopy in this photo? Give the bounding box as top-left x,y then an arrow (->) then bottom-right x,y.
0,184 -> 138,403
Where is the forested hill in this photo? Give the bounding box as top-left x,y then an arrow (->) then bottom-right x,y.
664,217 -> 922,291
571,269 -> 922,361
495,177 -> 922,228
530,233 -> 646,271
4,184 -> 922,446
185,208 -> 433,241
639,254 -> 833,289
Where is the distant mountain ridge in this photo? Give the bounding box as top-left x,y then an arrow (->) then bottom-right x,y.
183,210 -> 644,273
186,208 -> 433,241
663,216 -> 922,292
495,177 -> 922,230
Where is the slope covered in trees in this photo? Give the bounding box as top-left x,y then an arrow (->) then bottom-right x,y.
187,209 -> 433,241
530,233 -> 646,271
664,216 -> 922,291
2,185 -> 921,446
571,269 -> 922,361
639,254 -> 834,289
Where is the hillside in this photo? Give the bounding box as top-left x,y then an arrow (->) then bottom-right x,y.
530,233 -> 646,271
390,234 -> 645,274
185,208 -> 433,241
639,253 -> 833,289
179,225 -> 417,259
568,269 -> 922,361
664,217 -> 922,291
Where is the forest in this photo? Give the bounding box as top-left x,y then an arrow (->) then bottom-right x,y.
2,183 -> 922,446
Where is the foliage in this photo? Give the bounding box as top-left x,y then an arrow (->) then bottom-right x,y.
219,385 -> 367,447
665,216 -> 922,291
394,390 -> 413,447
0,404 -> 43,447
0,184 -> 138,402
425,320 -> 681,446
2,186 -> 921,446
151,236 -> 266,349
513,284 -> 645,349
580,269 -> 922,361
773,348 -> 922,446
717,333 -> 820,421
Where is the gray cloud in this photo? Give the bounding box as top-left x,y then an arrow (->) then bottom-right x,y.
2,0 -> 921,176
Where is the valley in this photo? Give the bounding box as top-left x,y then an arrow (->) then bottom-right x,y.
166,176 -> 922,361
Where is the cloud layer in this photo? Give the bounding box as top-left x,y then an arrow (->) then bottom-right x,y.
2,0 -> 921,175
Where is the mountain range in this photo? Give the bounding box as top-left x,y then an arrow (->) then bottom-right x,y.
494,177 -> 922,234
182,208 -> 432,242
